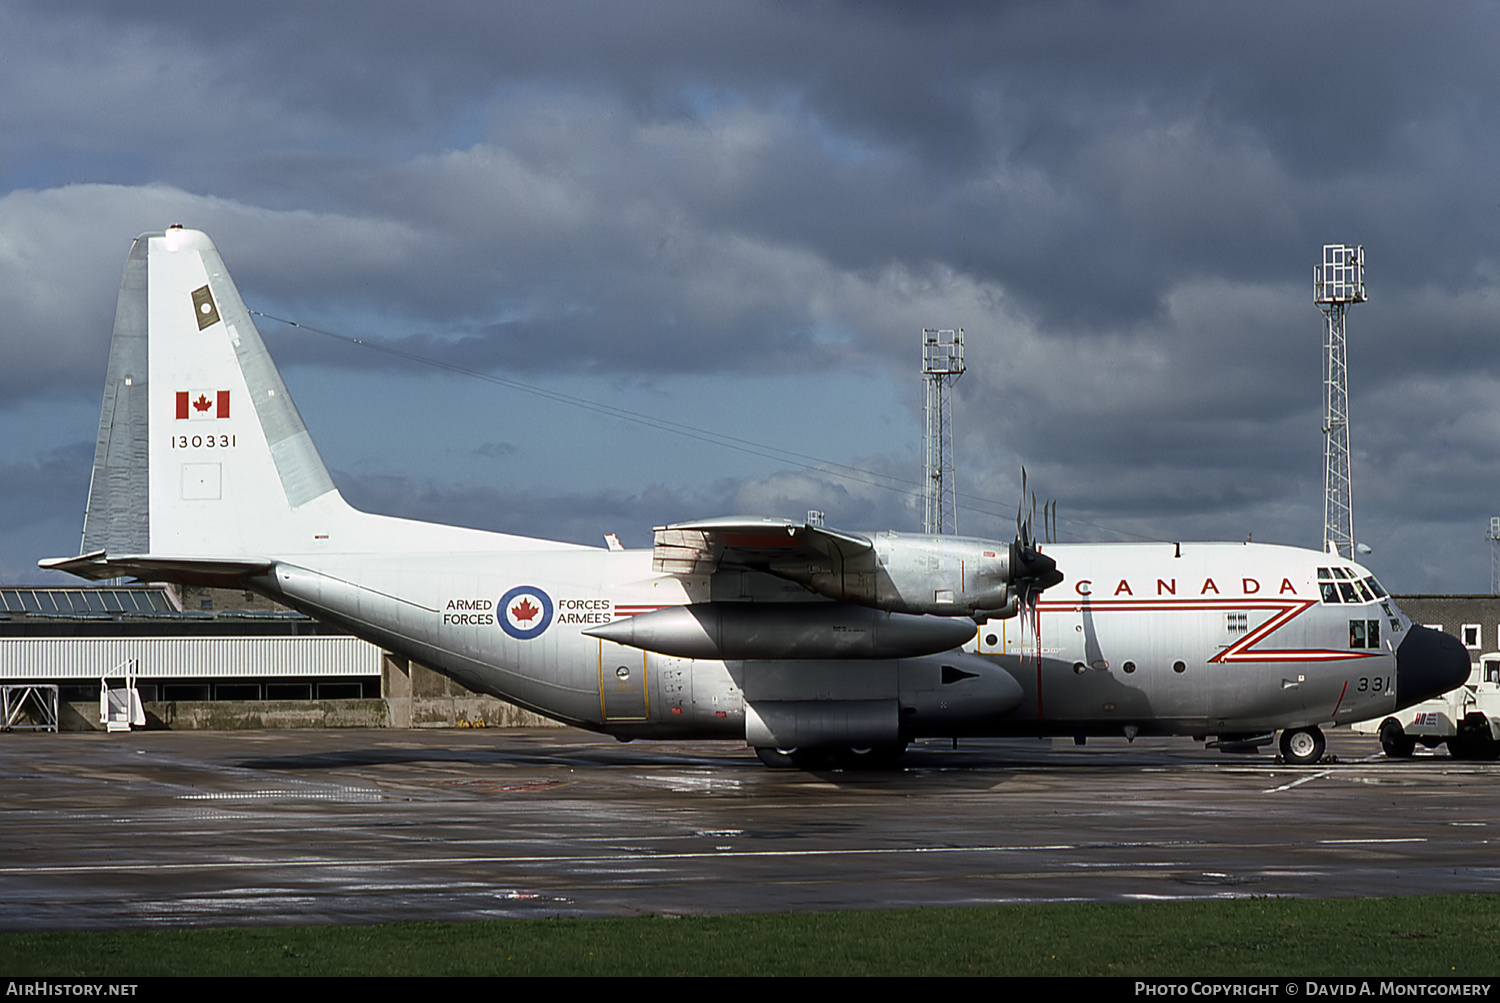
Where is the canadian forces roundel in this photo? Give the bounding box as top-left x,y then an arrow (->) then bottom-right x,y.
498,585 -> 553,640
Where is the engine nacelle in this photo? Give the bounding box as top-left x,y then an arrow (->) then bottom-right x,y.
767,531 -> 1019,617
585,601 -> 977,659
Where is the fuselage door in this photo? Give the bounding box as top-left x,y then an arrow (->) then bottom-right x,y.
599,642 -> 649,721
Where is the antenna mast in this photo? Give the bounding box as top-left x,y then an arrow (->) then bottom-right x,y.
1314,244 -> 1365,559
1489,518 -> 1500,595
922,328 -> 964,534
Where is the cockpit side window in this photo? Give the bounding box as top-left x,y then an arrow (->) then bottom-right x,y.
1349,619 -> 1380,649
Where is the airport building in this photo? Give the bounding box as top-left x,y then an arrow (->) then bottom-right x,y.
1395,595 -> 1500,663
0,585 -> 555,732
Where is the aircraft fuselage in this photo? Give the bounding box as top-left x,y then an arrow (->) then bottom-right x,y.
251,537 -> 1416,743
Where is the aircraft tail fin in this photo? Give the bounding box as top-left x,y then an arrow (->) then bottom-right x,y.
47,226 -> 588,583
76,227 -> 342,564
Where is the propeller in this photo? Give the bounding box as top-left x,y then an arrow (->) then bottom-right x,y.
1010,468 -> 1063,610
1010,468 -> 1064,671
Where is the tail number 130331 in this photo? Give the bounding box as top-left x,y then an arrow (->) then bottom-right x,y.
170,434 -> 237,449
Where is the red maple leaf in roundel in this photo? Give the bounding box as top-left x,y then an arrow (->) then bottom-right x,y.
510,597 -> 540,623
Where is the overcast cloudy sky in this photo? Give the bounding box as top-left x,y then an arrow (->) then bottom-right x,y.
2,1 -> 1498,593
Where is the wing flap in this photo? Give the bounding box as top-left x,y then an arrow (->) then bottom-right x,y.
651,517 -> 873,578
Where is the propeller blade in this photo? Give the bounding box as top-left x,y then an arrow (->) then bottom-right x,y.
1017,466 -> 1028,540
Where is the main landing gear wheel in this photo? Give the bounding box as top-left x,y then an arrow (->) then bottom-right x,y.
1278,726 -> 1326,765
1379,718 -> 1416,758
834,742 -> 909,770
754,747 -> 830,770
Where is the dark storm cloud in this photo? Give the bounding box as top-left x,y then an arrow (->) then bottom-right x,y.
0,442 -> 92,532
6,1 -> 1500,590
335,456 -> 916,551
11,3 -> 1500,358
19,2 -> 1498,335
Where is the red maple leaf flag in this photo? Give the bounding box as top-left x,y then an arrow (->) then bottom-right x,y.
176,390 -> 231,419
511,597 -> 540,623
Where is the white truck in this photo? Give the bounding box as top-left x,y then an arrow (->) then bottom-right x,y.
1359,651 -> 1500,759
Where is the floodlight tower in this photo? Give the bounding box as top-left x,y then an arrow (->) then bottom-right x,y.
922,328 -> 965,535
1489,518 -> 1500,595
1314,244 -> 1366,559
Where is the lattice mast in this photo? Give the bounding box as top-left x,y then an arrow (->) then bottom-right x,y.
922,328 -> 965,534
1489,518 -> 1500,595
1314,245 -> 1365,559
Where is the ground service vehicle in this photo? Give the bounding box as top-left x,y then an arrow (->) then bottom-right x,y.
1363,652 -> 1500,760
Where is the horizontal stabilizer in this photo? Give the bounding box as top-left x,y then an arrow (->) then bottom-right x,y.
40,551 -> 272,587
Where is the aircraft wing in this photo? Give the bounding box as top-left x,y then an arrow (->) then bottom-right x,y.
652,517 -> 872,577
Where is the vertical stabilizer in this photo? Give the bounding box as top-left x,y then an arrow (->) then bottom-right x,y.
144,227 -> 338,556
48,226 -> 587,580
76,227 -> 343,561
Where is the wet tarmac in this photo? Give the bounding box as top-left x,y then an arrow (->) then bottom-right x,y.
2,728 -> 1496,930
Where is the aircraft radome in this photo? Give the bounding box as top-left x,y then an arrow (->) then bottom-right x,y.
43,228 -> 1472,768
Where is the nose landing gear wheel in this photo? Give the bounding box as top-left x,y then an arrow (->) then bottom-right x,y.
1278,726 -> 1326,765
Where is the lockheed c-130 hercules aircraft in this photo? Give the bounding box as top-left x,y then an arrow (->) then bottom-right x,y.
43,228 -> 1472,767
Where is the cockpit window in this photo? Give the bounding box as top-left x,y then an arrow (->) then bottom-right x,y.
1319,567 -> 1383,605
1349,618 -> 1381,649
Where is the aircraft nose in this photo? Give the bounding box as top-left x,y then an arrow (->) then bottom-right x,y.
1395,624 -> 1472,707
